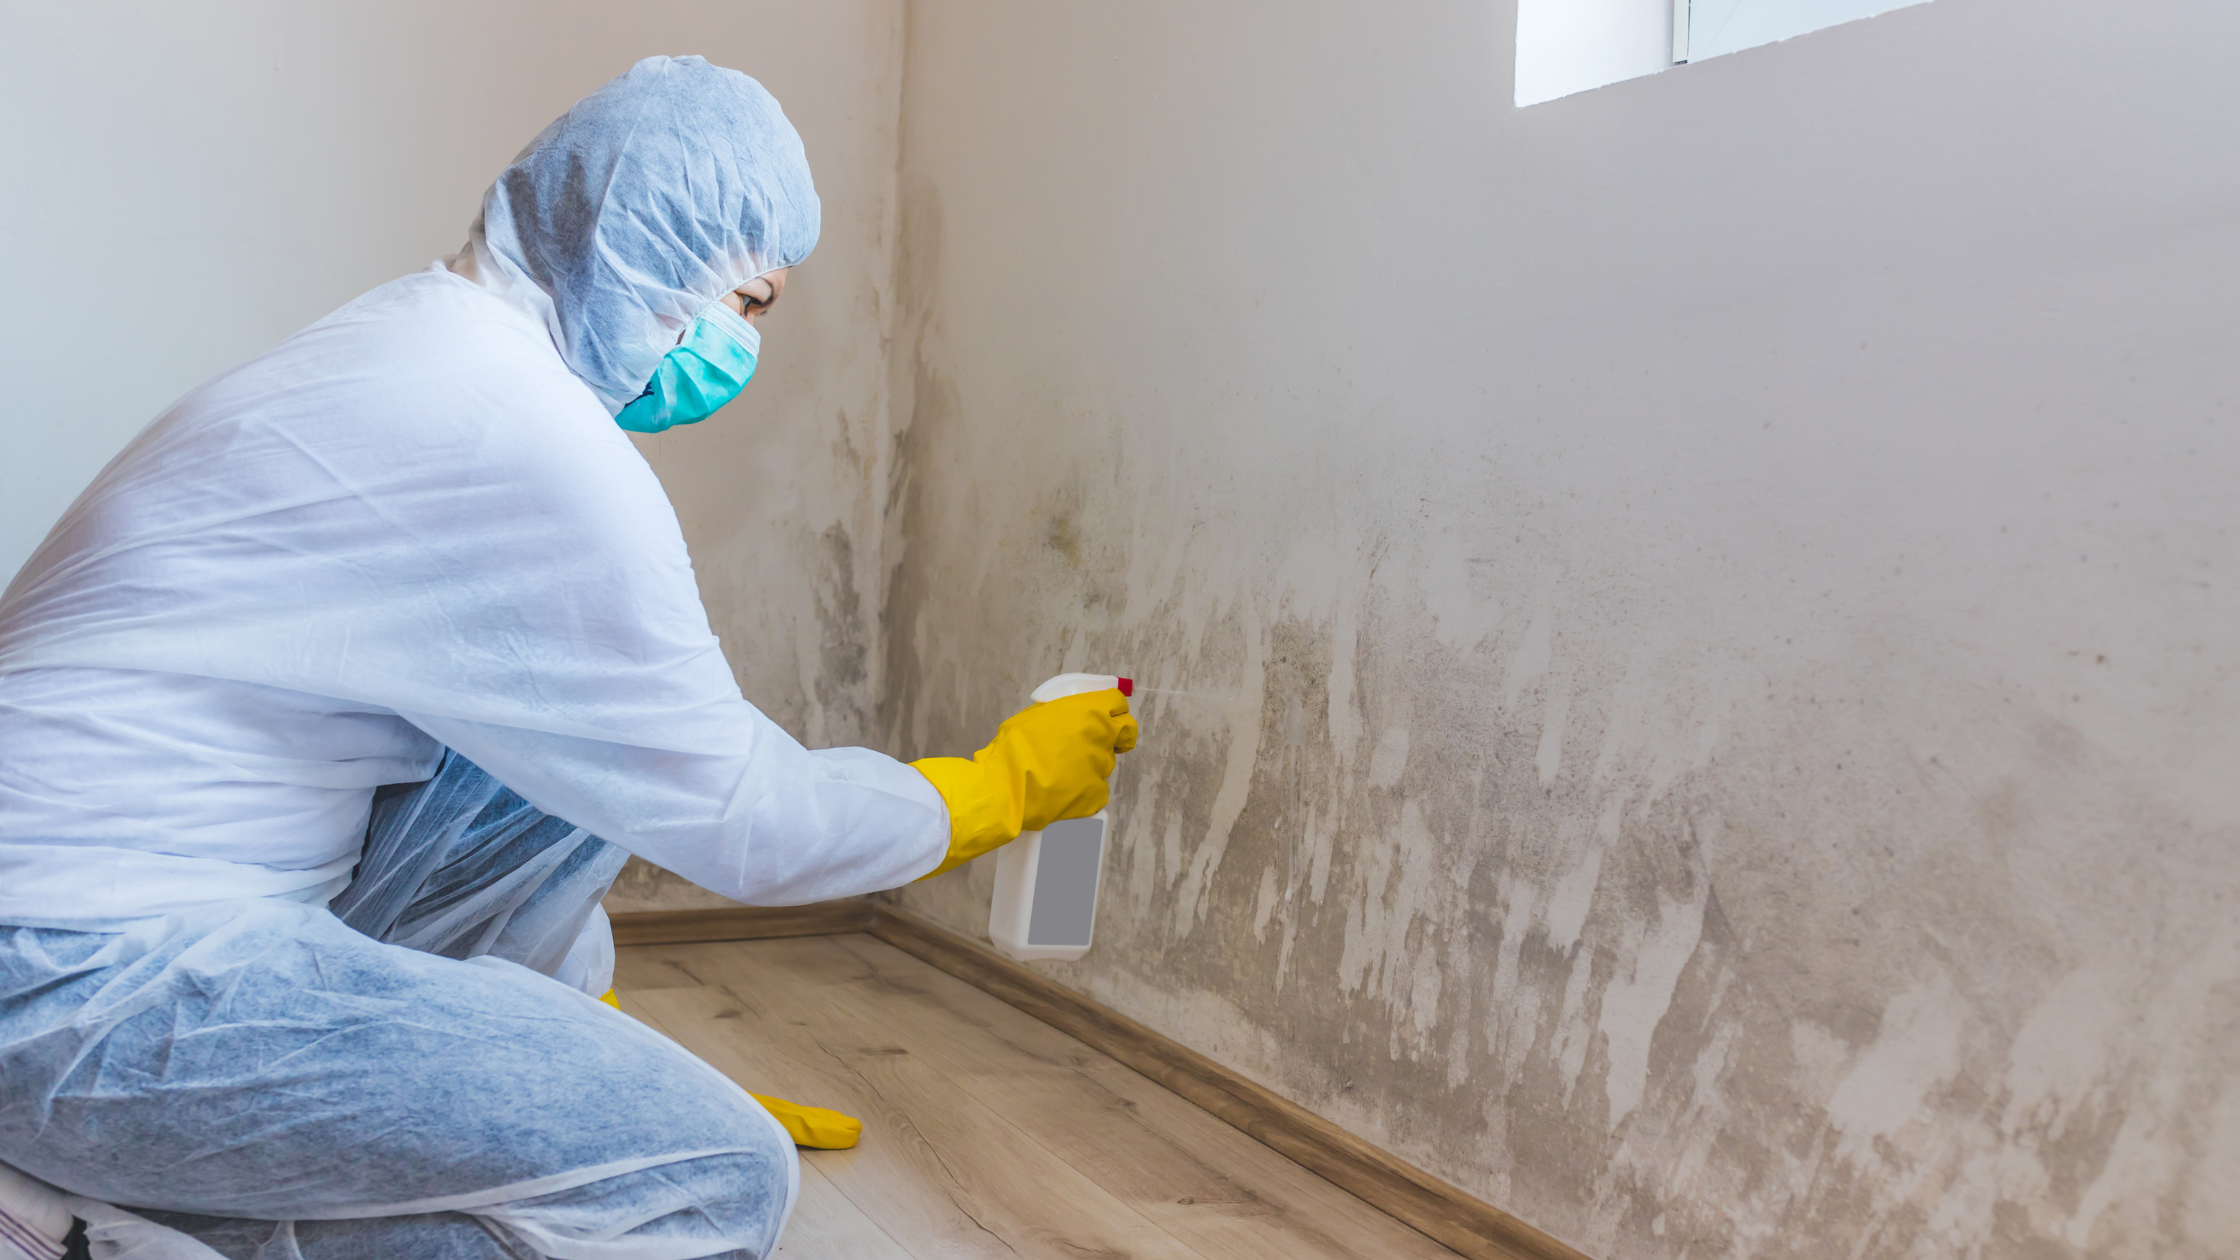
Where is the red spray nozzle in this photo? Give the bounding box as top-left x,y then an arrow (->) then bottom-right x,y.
1116,677 -> 1133,697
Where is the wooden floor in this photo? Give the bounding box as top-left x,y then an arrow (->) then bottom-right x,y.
617,933 -> 1464,1259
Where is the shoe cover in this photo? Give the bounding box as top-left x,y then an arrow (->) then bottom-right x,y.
1,1161 -> 70,1260
57,1199 -> 223,1260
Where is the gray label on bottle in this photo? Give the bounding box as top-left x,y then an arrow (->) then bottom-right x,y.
1026,816 -> 1105,947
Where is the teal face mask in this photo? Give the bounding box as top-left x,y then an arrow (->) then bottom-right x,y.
615,301 -> 761,433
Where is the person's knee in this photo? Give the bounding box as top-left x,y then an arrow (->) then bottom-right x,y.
502,1106 -> 793,1256
138,1210 -> 520,1260
663,1127 -> 795,1247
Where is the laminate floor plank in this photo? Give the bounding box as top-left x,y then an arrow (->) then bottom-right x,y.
627,980 -> 1208,1260
616,992 -> 915,1259
776,1160 -> 918,1259
812,933 -> 1465,1260
612,939 -> 721,991
616,935 -> 1462,1260
768,934 -> 1459,1260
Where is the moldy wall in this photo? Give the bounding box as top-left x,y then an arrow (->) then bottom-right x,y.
876,1 -> 2240,1256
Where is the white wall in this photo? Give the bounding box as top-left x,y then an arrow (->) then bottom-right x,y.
881,1 -> 2240,1256
0,2 -> 907,913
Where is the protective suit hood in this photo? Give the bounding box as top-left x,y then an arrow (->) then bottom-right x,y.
454,55 -> 820,415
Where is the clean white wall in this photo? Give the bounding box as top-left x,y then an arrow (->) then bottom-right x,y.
0,4 -> 907,915
881,1 -> 2240,1256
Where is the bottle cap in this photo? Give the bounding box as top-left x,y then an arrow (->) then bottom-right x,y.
1031,673 -> 1128,703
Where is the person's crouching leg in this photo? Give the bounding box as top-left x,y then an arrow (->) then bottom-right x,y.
0,903 -> 798,1260
135,1113 -> 795,1260
480,1141 -> 797,1259
137,1209 -> 539,1260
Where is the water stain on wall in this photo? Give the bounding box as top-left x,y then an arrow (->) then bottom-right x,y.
621,11 -> 2240,1254
873,416 -> 2240,1258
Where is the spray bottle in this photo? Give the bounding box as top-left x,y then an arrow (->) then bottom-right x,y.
988,672 -> 1132,962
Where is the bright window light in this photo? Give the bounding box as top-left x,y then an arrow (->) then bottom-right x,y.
1514,0 -> 1673,109
1515,0 -> 1937,107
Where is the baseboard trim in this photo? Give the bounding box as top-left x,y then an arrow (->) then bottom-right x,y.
608,897 -> 1590,1260
608,898 -> 874,946
864,903 -> 1589,1260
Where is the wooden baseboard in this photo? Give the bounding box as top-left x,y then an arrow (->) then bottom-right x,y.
864,903 -> 1590,1260
611,896 -> 1589,1260
608,898 -> 874,946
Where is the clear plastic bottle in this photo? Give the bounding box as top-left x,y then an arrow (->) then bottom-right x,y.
987,672 -> 1131,962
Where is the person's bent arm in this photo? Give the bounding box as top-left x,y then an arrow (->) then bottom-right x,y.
402,707 -> 950,904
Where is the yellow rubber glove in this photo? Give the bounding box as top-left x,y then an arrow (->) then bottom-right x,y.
751,1094 -> 864,1149
911,688 -> 1139,879
598,989 -> 622,1009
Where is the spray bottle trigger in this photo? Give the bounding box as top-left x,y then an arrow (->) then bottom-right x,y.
1116,678 -> 1133,697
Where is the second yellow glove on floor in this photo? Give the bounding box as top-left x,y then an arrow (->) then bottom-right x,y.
750,1093 -> 863,1149
911,687 -> 1138,879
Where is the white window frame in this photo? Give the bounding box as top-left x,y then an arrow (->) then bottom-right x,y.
1518,0 -> 1938,106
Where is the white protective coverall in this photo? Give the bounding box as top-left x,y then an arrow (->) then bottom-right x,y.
0,55 -> 946,1260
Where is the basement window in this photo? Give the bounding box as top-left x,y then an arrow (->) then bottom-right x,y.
1514,0 -> 1936,106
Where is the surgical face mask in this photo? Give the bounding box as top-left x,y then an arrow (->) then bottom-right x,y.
615,300 -> 761,433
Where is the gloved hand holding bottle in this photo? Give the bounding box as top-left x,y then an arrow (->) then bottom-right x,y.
910,684 -> 1139,879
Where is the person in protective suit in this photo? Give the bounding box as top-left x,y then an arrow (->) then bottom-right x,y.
0,55 -> 1133,1260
